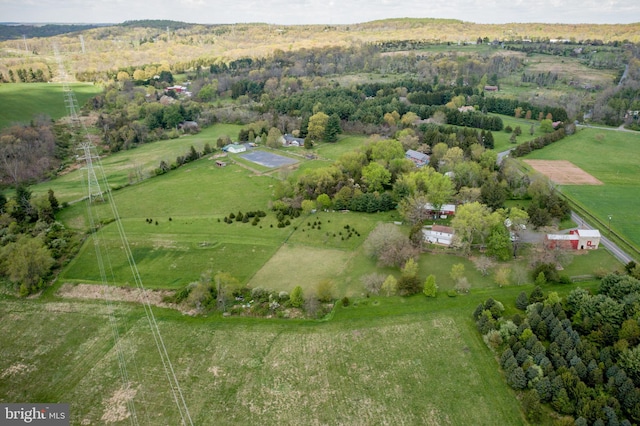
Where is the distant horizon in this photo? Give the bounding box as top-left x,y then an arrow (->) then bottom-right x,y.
1,0 -> 639,27
1,17 -> 639,28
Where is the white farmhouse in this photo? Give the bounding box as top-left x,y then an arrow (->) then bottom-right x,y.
423,225 -> 455,246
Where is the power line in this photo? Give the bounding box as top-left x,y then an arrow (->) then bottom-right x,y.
55,44 -> 137,424
54,44 -> 193,426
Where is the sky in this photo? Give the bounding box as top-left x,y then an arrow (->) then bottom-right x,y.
1,0 -> 638,25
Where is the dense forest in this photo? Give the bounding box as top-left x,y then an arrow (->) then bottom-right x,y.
0,23 -> 102,41
476,272 -> 640,424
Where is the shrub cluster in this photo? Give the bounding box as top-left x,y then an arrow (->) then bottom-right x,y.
222,210 -> 267,226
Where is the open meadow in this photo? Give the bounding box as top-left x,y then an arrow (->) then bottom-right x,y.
57,143 -> 623,299
4,109 -> 630,425
0,293 -> 529,425
0,83 -> 102,129
58,159 -> 287,288
523,127 -> 640,251
30,123 -> 244,204
497,53 -> 617,101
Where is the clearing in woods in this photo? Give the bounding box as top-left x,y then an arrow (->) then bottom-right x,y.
523,159 -> 603,185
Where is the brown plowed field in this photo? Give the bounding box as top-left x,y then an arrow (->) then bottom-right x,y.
524,159 -> 603,185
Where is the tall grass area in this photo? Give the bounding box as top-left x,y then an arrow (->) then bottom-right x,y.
524,127 -> 640,250
0,83 -> 102,129
0,296 -> 526,425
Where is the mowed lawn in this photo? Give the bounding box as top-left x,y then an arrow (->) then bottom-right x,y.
524,127 -> 640,248
0,298 -> 525,425
58,160 -> 289,288
0,83 -> 102,129
31,123 -> 243,204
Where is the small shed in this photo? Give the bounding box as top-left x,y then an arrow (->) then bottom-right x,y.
283,134 -> 305,147
215,160 -> 227,167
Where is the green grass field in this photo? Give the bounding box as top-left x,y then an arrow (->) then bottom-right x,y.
0,293 -> 526,425
56,141 -> 623,295
7,110 -> 630,425
492,114 -> 550,152
58,160 -> 287,287
0,83 -> 103,129
30,123 -> 244,204
524,127 -> 640,250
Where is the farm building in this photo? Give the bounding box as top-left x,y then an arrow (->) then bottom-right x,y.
424,203 -> 456,218
484,85 -> 499,92
574,229 -> 601,250
423,225 -> 455,246
405,150 -> 430,168
165,85 -> 192,97
545,234 -> 577,250
457,106 -> 475,113
283,134 -> 305,147
223,144 -> 247,154
545,229 -> 601,250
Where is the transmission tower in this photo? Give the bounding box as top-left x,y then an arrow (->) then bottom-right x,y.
78,142 -> 105,202
54,44 -> 104,202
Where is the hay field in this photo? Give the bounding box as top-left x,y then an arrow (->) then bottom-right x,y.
0,298 -> 525,425
248,245 -> 352,295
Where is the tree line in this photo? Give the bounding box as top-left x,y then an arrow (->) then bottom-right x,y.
0,67 -> 51,83
0,185 -> 78,296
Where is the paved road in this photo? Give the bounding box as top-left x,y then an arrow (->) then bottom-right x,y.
571,212 -> 634,265
497,148 -> 514,165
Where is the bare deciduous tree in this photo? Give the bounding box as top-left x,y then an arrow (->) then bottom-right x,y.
364,223 -> 418,268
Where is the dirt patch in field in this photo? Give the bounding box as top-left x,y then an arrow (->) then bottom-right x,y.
58,283 -> 178,310
524,160 -> 603,185
1,363 -> 35,379
101,385 -> 137,423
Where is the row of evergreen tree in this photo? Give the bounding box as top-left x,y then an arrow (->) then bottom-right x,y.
0,67 -> 51,83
